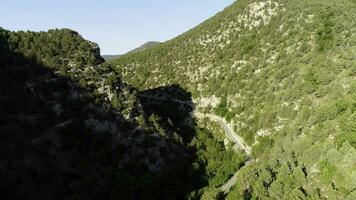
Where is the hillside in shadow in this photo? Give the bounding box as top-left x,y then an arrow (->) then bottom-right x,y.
0,36 -> 205,199
138,85 -> 196,144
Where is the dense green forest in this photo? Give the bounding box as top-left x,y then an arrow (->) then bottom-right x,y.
0,28 -> 246,199
110,0 -> 356,199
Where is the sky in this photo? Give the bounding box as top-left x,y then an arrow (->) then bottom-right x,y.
1,0 -> 235,55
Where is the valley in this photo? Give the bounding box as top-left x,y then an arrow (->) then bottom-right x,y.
140,93 -> 254,193
1,0 -> 356,199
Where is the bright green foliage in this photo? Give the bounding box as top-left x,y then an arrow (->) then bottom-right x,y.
214,96 -> 229,117
317,7 -> 335,52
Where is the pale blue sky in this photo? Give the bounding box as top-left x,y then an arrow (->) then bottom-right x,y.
1,0 -> 235,54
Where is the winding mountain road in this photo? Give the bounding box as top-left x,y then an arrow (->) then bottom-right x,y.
139,95 -> 253,193
195,112 -> 254,193
220,158 -> 254,193
195,112 -> 252,156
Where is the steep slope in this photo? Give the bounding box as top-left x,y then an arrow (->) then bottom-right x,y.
0,28 -> 248,199
110,0 -> 356,199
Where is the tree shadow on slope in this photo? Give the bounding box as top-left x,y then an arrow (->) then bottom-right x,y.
137,85 -> 207,197
138,84 -> 196,145
0,39 -> 206,199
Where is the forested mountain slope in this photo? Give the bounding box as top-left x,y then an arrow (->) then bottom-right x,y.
110,0 -> 356,199
0,28 -> 248,199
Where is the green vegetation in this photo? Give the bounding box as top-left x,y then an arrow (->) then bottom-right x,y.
214,97 -> 228,117
1,0 -> 356,199
317,7 -> 335,52
189,128 -> 247,199
109,0 -> 356,199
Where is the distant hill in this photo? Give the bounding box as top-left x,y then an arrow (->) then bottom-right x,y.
102,41 -> 160,61
127,41 -> 161,54
102,54 -> 120,60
